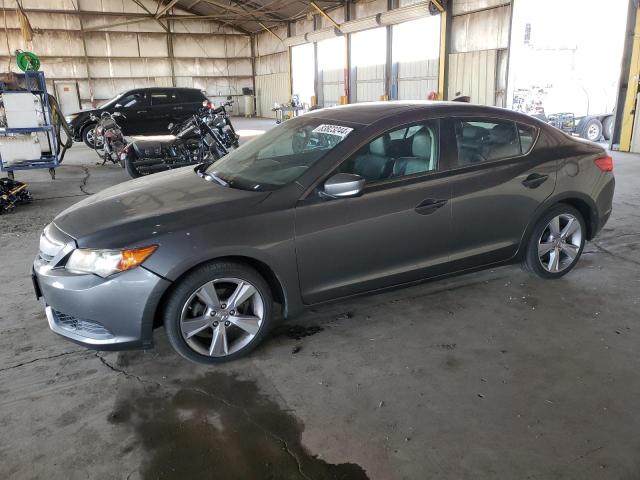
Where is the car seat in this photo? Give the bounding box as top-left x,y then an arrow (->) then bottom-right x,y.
481,123 -> 520,160
353,133 -> 392,181
392,128 -> 434,177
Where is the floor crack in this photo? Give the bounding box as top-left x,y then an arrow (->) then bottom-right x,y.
0,349 -> 86,372
189,386 -> 312,480
94,352 -> 161,389
591,241 -> 640,266
79,165 -> 92,196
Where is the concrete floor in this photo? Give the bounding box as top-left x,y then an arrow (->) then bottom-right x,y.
1,118 -> 639,479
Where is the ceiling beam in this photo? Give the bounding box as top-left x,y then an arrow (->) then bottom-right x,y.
156,0 -> 181,17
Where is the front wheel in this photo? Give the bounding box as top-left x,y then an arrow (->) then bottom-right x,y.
82,124 -> 103,149
522,204 -> 586,279
163,262 -> 273,364
580,118 -> 603,142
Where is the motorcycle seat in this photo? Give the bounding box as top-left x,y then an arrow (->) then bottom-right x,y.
130,138 -> 172,157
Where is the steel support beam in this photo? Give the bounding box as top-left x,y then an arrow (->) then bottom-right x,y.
437,4 -> 450,100
616,2 -> 640,151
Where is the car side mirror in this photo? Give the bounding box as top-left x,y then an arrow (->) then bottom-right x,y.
321,173 -> 365,199
168,123 -> 174,130
114,103 -> 123,109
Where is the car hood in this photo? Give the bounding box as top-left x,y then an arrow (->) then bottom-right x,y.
69,107 -> 100,117
53,167 -> 270,248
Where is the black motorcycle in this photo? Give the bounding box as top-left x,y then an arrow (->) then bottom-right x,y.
210,100 -> 240,149
121,103 -> 236,178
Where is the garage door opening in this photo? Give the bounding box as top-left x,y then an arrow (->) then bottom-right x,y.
392,16 -> 441,100
291,43 -> 316,109
507,0 -> 628,143
350,27 -> 387,102
318,36 -> 347,107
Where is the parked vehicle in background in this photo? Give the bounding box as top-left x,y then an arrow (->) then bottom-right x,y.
33,102 -> 614,364
513,83 -> 616,142
64,87 -> 208,148
121,101 -> 238,178
90,111 -> 127,165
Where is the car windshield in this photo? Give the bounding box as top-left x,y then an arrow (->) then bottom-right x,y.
204,118 -> 354,191
97,92 -> 124,108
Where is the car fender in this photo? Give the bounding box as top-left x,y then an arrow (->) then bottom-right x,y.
148,243 -> 304,319
516,190 -> 599,258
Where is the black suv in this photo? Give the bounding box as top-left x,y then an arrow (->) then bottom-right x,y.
65,87 -> 208,148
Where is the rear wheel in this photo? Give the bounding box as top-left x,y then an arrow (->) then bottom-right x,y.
124,156 -> 144,178
523,204 -> 586,279
602,115 -> 614,141
164,261 -> 273,364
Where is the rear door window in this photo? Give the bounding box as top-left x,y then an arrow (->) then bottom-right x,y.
181,89 -> 207,103
453,119 -> 538,166
150,90 -> 179,106
518,123 -> 537,154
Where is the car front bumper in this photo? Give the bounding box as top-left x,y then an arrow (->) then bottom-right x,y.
33,255 -> 171,351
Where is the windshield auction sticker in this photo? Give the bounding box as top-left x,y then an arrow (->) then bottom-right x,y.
312,124 -> 354,138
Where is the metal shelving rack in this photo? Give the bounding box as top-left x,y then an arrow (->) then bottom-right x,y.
0,71 -> 59,179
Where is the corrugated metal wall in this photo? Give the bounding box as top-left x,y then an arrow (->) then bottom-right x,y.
448,49 -> 500,105
396,59 -> 440,100
0,0 -> 252,112
448,2 -> 511,106
253,25 -> 289,118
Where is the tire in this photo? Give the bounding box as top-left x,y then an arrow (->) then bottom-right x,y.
602,115 -> 614,141
82,123 -> 101,149
522,204 -> 586,279
124,156 -> 143,178
580,118 -> 603,142
163,261 -> 274,364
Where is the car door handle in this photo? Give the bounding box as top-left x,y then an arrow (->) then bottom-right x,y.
521,173 -> 549,189
173,106 -> 183,110
415,198 -> 448,215
136,110 -> 147,114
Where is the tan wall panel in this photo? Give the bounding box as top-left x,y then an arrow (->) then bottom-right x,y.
138,34 -> 169,57
451,5 -> 511,53
256,73 -> 289,118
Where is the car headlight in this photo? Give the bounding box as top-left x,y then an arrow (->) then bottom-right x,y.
66,245 -> 157,277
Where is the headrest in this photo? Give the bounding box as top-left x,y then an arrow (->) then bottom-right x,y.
490,124 -> 516,143
412,129 -> 431,158
461,125 -> 484,139
369,134 -> 389,156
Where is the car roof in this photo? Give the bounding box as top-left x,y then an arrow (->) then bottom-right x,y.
305,101 -> 546,129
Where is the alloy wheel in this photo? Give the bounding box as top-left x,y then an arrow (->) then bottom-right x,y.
537,213 -> 582,273
179,277 -> 264,357
87,128 -> 104,148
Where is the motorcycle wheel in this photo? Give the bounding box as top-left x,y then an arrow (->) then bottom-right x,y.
124,157 -> 143,178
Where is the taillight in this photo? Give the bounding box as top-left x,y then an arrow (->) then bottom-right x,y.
594,154 -> 613,172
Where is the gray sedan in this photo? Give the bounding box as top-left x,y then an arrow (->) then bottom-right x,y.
33,102 -> 615,364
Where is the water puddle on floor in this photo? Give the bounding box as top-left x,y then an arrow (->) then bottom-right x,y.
110,371 -> 369,480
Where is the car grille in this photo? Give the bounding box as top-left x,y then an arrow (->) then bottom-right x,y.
53,310 -> 114,339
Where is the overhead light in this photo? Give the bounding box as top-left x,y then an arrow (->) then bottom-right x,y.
380,3 -> 432,25
340,14 -> 381,33
306,26 -> 342,43
283,34 -> 307,47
